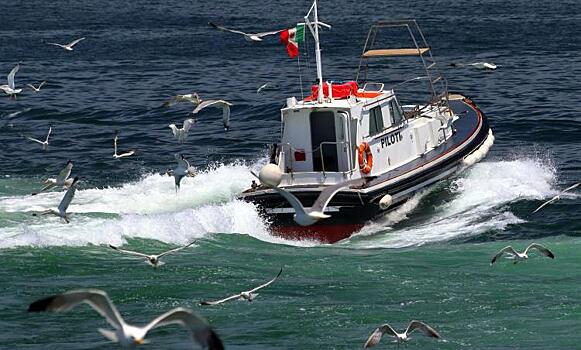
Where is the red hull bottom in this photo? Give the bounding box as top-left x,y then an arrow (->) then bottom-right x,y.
272,224 -> 364,244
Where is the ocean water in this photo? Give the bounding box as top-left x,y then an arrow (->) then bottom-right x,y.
1,0 -> 580,349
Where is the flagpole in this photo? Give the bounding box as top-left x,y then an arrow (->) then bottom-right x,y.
305,0 -> 324,104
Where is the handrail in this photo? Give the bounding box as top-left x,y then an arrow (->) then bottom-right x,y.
278,140 -> 354,178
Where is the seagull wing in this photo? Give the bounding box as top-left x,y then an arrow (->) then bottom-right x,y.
532,195 -> 559,214
38,81 -> 47,89
45,126 -> 52,143
27,84 -> 37,91
26,136 -> 44,144
168,124 -> 179,136
109,244 -> 150,258
57,179 -> 78,213
209,22 -> 247,36
311,178 -> 367,213
143,307 -> 224,350
490,246 -> 519,264
257,83 -> 268,94
271,186 -> 309,217
364,324 -> 398,348
68,37 -> 86,47
525,243 -> 555,259
248,268 -> 283,293
28,289 -> 125,329
56,162 -> 73,183
48,42 -> 66,49
249,170 -> 308,217
113,134 -> 118,155
254,29 -> 284,38
200,293 -> 241,306
191,100 -> 232,115
157,240 -> 197,258
562,182 -> 581,193
7,64 -> 19,89
406,320 -> 441,338
182,118 -> 196,132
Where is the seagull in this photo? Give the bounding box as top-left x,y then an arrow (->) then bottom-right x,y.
47,37 -> 86,51
28,81 -> 47,92
0,64 -> 23,99
163,93 -> 201,108
251,171 -> 366,226
171,154 -> 192,192
256,82 -> 278,94
451,62 -> 498,70
109,240 -> 196,268
364,321 -> 441,347
113,131 -> 136,159
490,243 -> 555,265
28,289 -> 224,349
168,118 -> 196,143
200,268 -> 282,305
532,182 -> 580,214
190,100 -> 232,131
23,125 -> 52,150
34,176 -> 79,223
32,160 -> 74,195
209,22 -> 283,42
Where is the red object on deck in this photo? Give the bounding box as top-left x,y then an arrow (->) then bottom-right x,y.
304,81 -> 359,101
272,224 -> 363,244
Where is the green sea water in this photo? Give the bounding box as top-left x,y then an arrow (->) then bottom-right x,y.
1,157 -> 580,349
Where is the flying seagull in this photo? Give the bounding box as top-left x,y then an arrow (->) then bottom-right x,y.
113,131 -> 136,159
28,81 -> 47,92
200,268 -> 282,305
23,125 -> 52,150
451,62 -> 498,70
0,64 -> 22,99
169,154 -> 193,192
163,93 -> 201,108
364,321 -> 441,347
47,37 -> 86,51
490,243 -> 555,265
209,22 -> 283,42
32,160 -> 74,195
34,176 -> 80,223
109,240 -> 197,268
532,182 -> 580,214
251,171 -> 366,226
28,289 -> 224,349
168,118 -> 196,143
190,100 -> 232,131
256,82 -> 279,94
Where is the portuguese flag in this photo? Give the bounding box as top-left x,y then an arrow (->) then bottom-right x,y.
280,24 -> 305,58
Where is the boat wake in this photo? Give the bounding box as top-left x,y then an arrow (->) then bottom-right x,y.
0,156 -> 558,250
348,157 -> 556,248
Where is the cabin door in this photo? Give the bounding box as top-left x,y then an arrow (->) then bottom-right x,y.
310,111 -> 338,172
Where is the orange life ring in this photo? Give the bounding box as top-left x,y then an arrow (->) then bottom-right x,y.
358,142 -> 373,174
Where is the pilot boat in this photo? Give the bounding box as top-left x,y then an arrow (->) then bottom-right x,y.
239,3 -> 494,243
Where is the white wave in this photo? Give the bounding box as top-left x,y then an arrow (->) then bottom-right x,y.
0,159 -> 317,249
0,162 -> 260,215
351,158 -> 556,248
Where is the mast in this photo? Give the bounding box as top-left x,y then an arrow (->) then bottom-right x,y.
305,0 -> 328,104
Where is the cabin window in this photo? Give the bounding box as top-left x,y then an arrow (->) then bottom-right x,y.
389,100 -> 404,125
368,105 -> 384,136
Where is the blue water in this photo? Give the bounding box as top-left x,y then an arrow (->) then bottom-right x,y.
1,0 -> 580,348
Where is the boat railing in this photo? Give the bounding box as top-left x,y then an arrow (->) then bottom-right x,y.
278,141 -> 355,181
